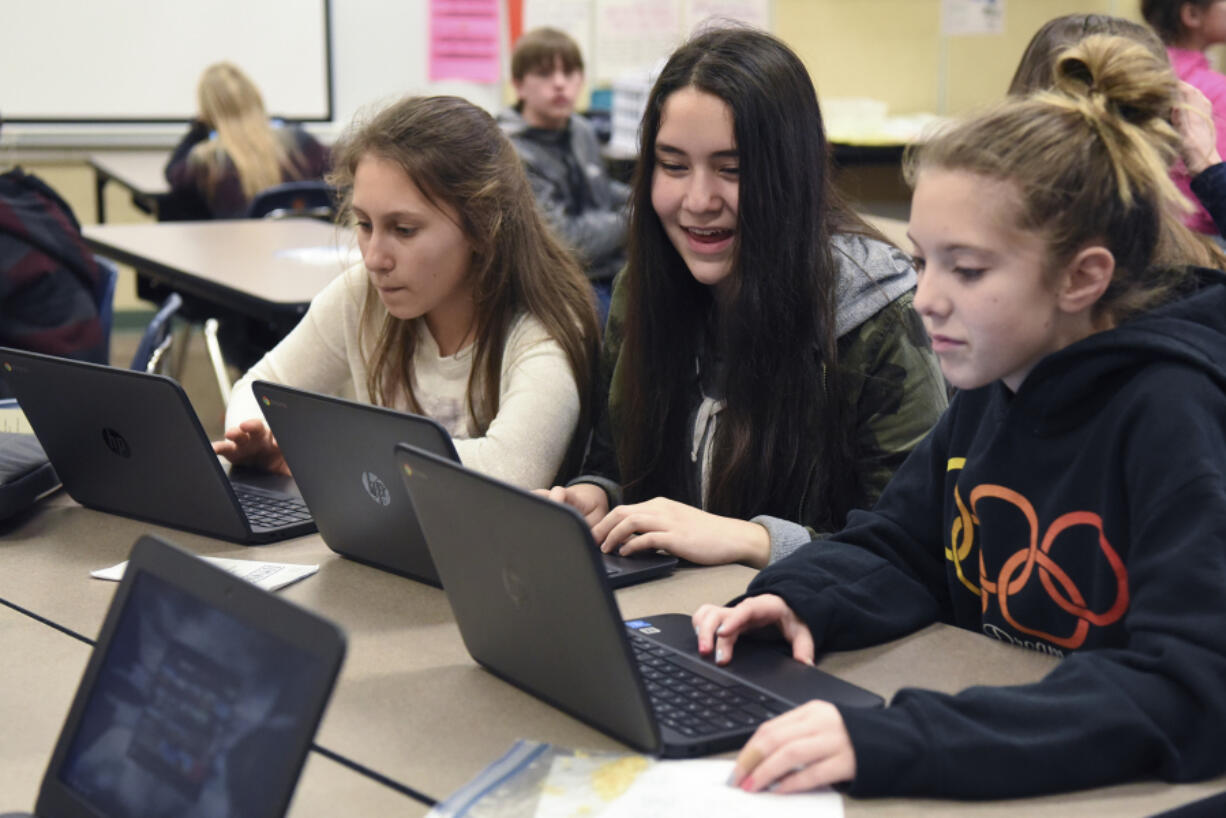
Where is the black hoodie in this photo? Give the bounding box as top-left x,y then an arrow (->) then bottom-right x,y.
746,268 -> 1226,799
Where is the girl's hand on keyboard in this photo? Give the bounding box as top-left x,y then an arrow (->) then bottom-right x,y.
534,483 -> 609,527
212,419 -> 290,475
692,594 -> 814,666
729,700 -> 855,793
591,497 -> 771,567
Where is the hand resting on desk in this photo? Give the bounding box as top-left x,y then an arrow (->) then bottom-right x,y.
693,595 -> 856,794
212,418 -> 290,475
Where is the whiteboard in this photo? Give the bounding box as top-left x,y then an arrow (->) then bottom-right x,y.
1,0 -> 332,123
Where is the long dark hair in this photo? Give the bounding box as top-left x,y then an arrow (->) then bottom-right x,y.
615,27 -> 861,525
329,96 -> 599,456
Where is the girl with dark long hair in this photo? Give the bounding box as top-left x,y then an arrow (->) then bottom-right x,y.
545,27 -> 947,567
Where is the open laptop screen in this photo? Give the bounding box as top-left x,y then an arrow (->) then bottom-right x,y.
55,569 -> 331,816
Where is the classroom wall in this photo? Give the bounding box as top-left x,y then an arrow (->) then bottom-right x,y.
0,0 -> 1187,314
773,0 -> 1143,116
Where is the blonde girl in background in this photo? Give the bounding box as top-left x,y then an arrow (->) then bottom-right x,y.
165,61 -> 330,218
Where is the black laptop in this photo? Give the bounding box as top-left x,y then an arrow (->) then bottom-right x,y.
0,348 -> 314,544
1,534 -> 345,818
394,443 -> 883,758
254,380 -> 459,586
258,381 -> 676,588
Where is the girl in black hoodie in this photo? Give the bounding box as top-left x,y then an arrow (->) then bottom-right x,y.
693,34 -> 1226,800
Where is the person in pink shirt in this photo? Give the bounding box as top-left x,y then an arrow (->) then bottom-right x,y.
1143,1 -> 1226,236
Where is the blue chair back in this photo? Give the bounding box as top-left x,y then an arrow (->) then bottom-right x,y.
92,255 -> 119,363
246,180 -> 337,221
130,292 -> 183,373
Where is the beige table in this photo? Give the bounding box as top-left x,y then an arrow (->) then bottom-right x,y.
0,604 -> 426,816
3,494 -> 1223,816
87,150 -> 172,223
82,219 -> 357,325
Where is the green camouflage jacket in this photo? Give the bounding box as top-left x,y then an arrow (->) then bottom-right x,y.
573,233 -> 949,564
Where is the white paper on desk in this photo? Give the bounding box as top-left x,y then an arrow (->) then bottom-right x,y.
0,402 -> 34,435
536,755 -> 842,818
274,245 -> 362,266
92,557 -> 317,592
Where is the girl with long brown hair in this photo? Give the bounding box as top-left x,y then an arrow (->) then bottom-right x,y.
214,95 -> 599,489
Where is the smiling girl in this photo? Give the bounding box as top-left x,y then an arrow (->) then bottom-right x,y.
693,34 -> 1226,799
544,28 -> 948,568
214,96 -> 599,489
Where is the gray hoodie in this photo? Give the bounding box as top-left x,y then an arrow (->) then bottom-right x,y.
497,108 -> 629,281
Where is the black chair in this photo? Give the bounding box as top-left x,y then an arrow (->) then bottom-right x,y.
245,180 -> 337,221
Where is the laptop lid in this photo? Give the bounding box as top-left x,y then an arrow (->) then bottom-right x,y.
28,534 -> 345,818
254,380 -> 459,586
0,348 -> 314,544
393,443 -> 883,757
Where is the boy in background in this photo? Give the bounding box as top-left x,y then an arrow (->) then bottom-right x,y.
498,28 -> 628,303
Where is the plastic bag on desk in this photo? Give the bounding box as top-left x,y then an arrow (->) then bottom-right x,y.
426,740 -> 651,818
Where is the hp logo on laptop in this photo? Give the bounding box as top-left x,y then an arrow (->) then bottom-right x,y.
502,565 -> 529,610
101,428 -> 131,458
361,471 -> 392,506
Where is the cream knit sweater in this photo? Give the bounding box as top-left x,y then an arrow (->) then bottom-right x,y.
225,263 -> 580,489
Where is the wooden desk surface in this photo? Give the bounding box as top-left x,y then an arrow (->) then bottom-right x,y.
0,605 -> 426,817
3,493 -> 1223,815
88,150 -> 172,198
83,219 -> 358,317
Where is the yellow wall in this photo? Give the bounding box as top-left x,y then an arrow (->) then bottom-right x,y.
774,0 -> 1142,115
5,1 -> 1184,275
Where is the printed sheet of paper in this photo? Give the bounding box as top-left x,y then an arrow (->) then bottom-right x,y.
523,0 -> 594,75
0,400 -> 34,435
430,0 -> 501,83
941,0 -> 1004,36
93,557 -> 318,593
592,0 -> 684,85
683,0 -> 769,31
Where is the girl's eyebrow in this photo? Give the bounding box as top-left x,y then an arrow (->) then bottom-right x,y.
906,232 -> 991,256
352,204 -> 424,221
655,142 -> 738,159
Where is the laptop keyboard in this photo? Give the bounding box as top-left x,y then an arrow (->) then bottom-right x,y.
235,487 -> 312,530
627,632 -> 791,738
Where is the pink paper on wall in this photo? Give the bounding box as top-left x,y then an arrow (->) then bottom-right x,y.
430,0 -> 501,83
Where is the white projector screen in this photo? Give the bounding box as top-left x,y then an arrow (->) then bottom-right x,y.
1,0 -> 332,123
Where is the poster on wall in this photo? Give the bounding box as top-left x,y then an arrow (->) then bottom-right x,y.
592,0 -> 685,85
683,0 -> 769,32
523,0 -> 594,65
941,0 -> 1004,36
430,0 -> 501,83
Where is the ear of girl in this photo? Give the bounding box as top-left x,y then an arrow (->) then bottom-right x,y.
213,95 -> 600,492
698,33 -> 1226,800
547,27 -> 949,569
